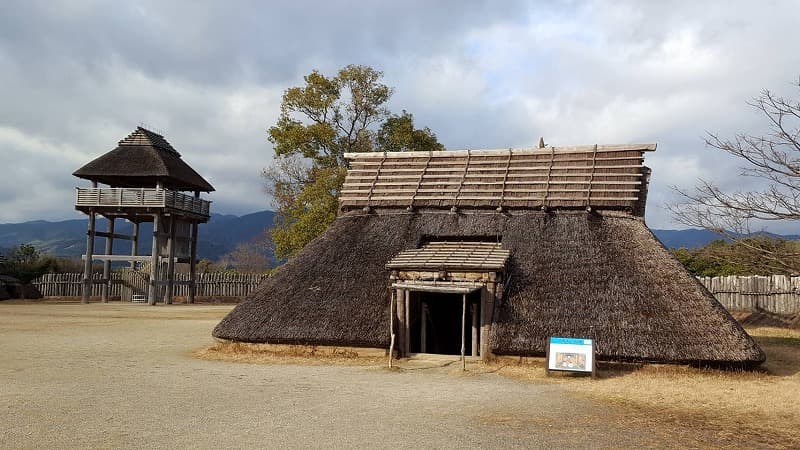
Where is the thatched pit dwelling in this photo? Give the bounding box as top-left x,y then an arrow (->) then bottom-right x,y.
214,144 -> 765,367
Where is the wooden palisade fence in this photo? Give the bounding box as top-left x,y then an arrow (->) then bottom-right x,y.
31,273 -> 800,313
32,271 -> 267,301
697,275 -> 800,314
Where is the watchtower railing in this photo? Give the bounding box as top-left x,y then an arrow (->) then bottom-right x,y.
75,187 -> 211,217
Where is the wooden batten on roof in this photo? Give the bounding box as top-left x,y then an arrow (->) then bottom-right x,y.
340,143 -> 656,213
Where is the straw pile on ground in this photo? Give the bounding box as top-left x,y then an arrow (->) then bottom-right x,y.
213,209 -> 764,367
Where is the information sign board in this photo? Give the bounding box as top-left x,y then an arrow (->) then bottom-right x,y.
546,337 -> 596,377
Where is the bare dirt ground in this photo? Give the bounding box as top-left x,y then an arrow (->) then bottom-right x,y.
0,303 -> 792,449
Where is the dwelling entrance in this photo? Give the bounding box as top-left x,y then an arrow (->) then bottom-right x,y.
408,290 -> 481,355
386,241 -> 511,361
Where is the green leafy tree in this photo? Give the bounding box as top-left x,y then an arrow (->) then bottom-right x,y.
672,237 -> 800,276
264,65 -> 443,259
672,243 -> 744,277
376,110 -> 444,153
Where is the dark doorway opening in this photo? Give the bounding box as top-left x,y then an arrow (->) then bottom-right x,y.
408,290 -> 481,355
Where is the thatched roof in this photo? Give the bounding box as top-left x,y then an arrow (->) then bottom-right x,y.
73,127 -> 214,192
213,210 -> 765,367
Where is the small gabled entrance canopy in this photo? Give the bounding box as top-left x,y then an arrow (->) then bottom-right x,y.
386,241 -> 510,272
386,241 -> 510,363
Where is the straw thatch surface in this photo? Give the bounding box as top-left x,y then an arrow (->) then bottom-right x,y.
213,210 -> 764,366
73,127 -> 214,192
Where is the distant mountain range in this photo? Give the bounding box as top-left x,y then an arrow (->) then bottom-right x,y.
0,211 -> 275,261
0,211 -> 796,260
652,228 -> 799,249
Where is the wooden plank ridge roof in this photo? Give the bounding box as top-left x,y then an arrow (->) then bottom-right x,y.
73,127 -> 214,192
340,143 -> 655,213
386,241 -> 510,271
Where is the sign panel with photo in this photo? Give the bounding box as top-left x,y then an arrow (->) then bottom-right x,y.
546,337 -> 595,376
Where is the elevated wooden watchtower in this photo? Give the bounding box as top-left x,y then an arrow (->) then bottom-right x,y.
73,127 -> 214,305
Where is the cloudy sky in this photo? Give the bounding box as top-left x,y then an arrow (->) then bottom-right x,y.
2,0 -> 799,231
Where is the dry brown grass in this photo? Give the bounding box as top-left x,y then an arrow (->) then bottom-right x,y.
196,342 -> 387,366
492,327 -> 800,449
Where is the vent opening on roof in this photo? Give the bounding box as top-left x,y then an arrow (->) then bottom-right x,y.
420,235 -> 502,246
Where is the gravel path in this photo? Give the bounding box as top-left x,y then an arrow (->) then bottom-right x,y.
1,303 -> 691,449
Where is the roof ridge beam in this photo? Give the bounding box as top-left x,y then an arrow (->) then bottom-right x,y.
344,143 -> 656,159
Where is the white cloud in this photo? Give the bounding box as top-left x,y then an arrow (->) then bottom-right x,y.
2,0 -> 800,232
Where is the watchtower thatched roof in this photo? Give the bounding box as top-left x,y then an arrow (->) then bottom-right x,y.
213,144 -> 765,367
73,127 -> 214,192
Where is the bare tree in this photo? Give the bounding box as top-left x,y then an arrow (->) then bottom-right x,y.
217,237 -> 271,274
262,153 -> 311,212
668,78 -> 800,274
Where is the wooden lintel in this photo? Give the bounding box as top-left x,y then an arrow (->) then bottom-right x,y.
344,144 -> 656,159
391,283 -> 479,294
397,271 -> 493,282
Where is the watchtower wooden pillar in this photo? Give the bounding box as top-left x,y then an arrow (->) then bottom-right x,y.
148,212 -> 161,305
81,208 -> 96,304
100,216 -> 115,303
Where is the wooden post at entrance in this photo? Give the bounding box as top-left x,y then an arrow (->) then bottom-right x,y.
461,293 -> 467,370
404,289 -> 411,356
148,212 -> 161,305
395,288 -> 405,357
81,207 -> 96,304
388,289 -> 395,368
101,216 -> 114,303
471,302 -> 479,357
163,216 -> 176,305
480,281 -> 497,359
420,303 -> 427,353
